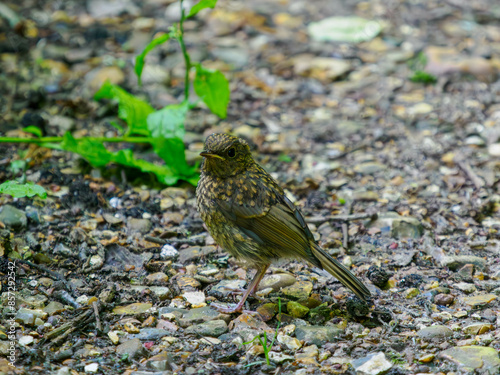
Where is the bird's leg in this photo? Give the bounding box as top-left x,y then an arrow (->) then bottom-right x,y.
212,264 -> 270,313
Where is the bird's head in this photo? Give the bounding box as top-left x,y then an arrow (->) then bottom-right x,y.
200,133 -> 254,178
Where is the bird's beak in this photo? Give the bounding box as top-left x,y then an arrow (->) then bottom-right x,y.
200,151 -> 224,160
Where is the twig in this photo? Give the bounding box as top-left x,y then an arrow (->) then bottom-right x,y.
93,301 -> 102,331
178,0 -> 191,101
14,258 -> 67,282
454,156 -> 484,190
306,212 -> 377,225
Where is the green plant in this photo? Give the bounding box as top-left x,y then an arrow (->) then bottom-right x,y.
0,181 -> 47,199
0,0 -> 229,187
242,298 -> 282,367
410,70 -> 437,84
408,52 -> 436,85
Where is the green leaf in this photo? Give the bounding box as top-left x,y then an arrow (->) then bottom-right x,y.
135,33 -> 170,85
410,70 -> 437,84
146,102 -> 199,180
187,0 -> 217,18
147,102 -> 189,139
0,181 -> 47,199
53,132 -> 198,186
9,160 -> 26,175
94,81 -> 154,136
22,126 -> 42,137
194,64 -> 230,119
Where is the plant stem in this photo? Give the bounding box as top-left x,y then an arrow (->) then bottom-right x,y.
0,137 -> 155,144
178,0 -> 191,101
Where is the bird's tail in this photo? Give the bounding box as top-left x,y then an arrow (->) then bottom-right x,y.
311,243 -> 371,301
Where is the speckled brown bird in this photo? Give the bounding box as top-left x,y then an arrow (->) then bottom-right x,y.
196,133 -> 371,313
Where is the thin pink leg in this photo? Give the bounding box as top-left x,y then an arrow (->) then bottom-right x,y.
212,264 -> 270,313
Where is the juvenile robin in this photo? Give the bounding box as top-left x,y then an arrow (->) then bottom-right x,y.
196,133 -> 371,313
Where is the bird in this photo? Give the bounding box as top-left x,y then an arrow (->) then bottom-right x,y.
196,133 -> 371,313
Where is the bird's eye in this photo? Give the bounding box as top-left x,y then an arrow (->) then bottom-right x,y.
227,147 -> 236,158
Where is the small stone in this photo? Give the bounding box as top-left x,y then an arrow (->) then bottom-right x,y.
84,363 -> 99,373
129,328 -> 172,340
258,273 -> 296,291
353,162 -> 387,174
295,344 -> 319,366
19,335 -> 34,346
256,303 -> 278,321
108,331 -> 120,345
179,246 -> 217,263
177,275 -> 201,289
488,143 -> 500,157
112,302 -> 152,315
352,352 -> 393,375
277,333 -> 302,351
295,326 -> 343,347
404,288 -> 420,298
146,351 -> 175,371
160,245 -> 178,259
282,280 -> 313,300
211,279 -> 246,296
434,293 -> 454,306
366,266 -> 391,288
183,291 -> 206,307
417,325 -> 453,340
418,354 -> 435,363
439,346 -> 500,374
115,338 -> 146,359
124,322 -> 140,334
0,205 -> 27,230
454,282 -> 476,294
145,272 -> 169,285
287,301 -> 310,318
462,294 -> 497,307
89,255 -> 104,269
184,320 -> 228,337
441,256 -> 486,271
127,218 -> 151,234
268,352 -> 295,364
367,212 -> 423,239
462,323 -> 493,335
176,306 -> 222,327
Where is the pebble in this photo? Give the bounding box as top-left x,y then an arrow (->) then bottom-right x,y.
182,291 -> 206,307
353,162 -> 387,174
277,333 -> 302,351
129,328 -> 172,341
177,306 -> 223,327
287,301 -> 310,318
282,280 -> 313,300
440,255 -> 486,271
84,363 -> 99,373
146,351 -> 175,371
258,273 -> 296,291
295,325 -> 343,347
439,346 -> 500,373
352,352 -> 393,375
115,338 -> 146,359
160,244 -> 178,259
268,352 -> 295,364
0,205 -> 27,231
108,331 -> 120,345
434,293 -> 454,306
145,272 -> 169,285
184,320 -> 228,337
462,323 -> 493,335
19,335 -> 34,346
367,212 -> 423,239
453,282 -> 477,294
112,302 -> 152,315
211,279 -> 246,297
417,325 -> 453,340
127,218 -> 152,234
256,303 -> 278,321
462,294 -> 497,307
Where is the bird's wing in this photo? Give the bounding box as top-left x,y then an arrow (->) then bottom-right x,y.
216,188 -> 319,262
